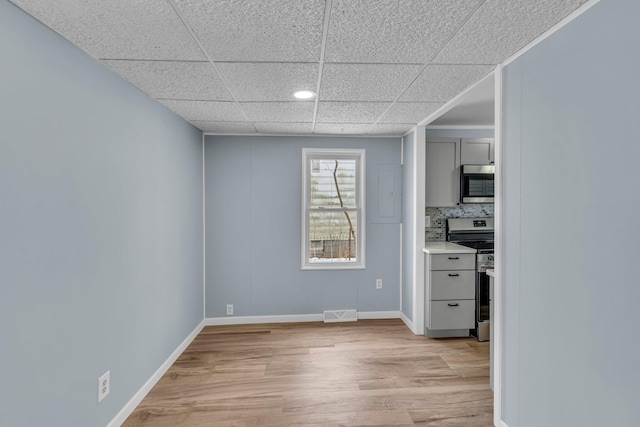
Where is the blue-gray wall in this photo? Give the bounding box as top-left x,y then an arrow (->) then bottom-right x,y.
501,0 -> 640,425
205,135 -> 401,318
0,2 -> 204,426
401,130 -> 415,319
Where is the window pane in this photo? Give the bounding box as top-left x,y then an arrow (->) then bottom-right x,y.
308,209 -> 357,262
309,159 -> 357,208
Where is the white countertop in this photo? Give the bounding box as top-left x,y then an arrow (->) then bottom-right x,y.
423,242 -> 477,254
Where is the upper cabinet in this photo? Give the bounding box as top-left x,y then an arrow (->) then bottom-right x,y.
460,138 -> 495,165
426,138 -> 460,208
426,137 -> 495,207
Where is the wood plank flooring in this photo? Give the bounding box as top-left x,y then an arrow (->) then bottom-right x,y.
123,319 -> 492,426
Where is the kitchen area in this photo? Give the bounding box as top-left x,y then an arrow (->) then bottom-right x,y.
421,73 -> 497,390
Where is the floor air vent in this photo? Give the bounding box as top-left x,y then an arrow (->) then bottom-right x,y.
323,309 -> 358,323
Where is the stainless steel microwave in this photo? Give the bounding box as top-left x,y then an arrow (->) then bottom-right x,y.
460,165 -> 495,204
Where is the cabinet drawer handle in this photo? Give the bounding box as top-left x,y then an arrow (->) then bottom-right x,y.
448,273 -> 459,277
448,257 -> 459,260
448,303 -> 459,307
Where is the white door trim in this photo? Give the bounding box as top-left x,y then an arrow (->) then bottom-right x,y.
413,126 -> 426,335
493,65 -> 503,427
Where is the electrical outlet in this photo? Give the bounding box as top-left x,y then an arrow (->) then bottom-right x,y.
97,370 -> 110,403
376,279 -> 383,289
425,215 -> 431,227
226,304 -> 233,315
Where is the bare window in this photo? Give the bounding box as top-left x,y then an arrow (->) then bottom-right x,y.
302,149 -> 365,270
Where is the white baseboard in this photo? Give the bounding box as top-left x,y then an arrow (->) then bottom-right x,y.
358,310 -> 400,319
106,319 -> 205,427
400,311 -> 416,334
205,311 -> 401,326
205,313 -> 323,325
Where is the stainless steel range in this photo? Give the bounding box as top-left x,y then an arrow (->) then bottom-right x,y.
446,218 -> 494,341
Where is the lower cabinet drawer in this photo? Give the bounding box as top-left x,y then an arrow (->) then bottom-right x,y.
430,270 -> 475,300
429,300 -> 475,330
430,253 -> 475,271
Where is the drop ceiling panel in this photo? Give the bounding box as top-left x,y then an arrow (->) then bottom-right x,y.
254,123 -> 314,134
241,102 -> 314,123
320,64 -> 423,101
314,123 -> 372,135
433,0 -> 587,64
399,65 -> 495,102
10,0 -> 205,60
316,102 -> 390,124
369,123 -> 414,136
192,121 -> 257,133
103,60 -> 232,101
378,102 -> 444,124
173,0 -> 325,62
215,63 -> 319,102
325,0 -> 483,63
9,0 -> 589,136
159,100 -> 247,122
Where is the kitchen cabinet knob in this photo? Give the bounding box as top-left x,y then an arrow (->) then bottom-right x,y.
448,273 -> 459,277
448,303 -> 459,307
448,257 -> 459,260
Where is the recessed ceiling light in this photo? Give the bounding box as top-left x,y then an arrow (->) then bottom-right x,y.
293,90 -> 316,100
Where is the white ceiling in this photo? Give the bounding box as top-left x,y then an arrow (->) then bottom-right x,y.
10,0 -> 588,136
429,73 -> 495,126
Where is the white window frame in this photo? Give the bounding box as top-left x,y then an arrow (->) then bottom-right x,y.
301,148 -> 366,270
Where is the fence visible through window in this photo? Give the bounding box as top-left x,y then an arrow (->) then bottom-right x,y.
302,149 -> 365,269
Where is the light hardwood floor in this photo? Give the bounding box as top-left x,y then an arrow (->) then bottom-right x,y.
123,319 -> 492,426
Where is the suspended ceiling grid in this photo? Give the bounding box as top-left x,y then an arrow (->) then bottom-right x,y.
9,0 -> 588,135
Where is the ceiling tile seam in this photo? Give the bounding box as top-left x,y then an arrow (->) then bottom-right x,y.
321,61 -> 425,66
314,101 -> 445,104
428,62 -> 497,66
190,121 -> 259,123
158,100 -> 443,104
98,58 -> 210,63
164,0 -> 258,133
104,60 -> 321,65
157,99 -> 239,102
317,122 -> 414,125
159,100 -> 448,104
311,0 -> 334,133
365,0 -> 488,135
200,60 -> 322,65
97,58 -> 495,66
425,0 -> 489,65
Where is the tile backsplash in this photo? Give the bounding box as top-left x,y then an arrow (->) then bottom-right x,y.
425,204 -> 494,241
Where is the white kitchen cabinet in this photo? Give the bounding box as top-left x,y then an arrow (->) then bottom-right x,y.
424,252 -> 476,338
461,138 -> 495,165
425,137 -> 495,207
425,138 -> 460,207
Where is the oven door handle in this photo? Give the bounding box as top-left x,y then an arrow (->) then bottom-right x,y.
479,264 -> 494,272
